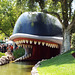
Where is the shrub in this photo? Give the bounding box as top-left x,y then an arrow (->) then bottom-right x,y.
0,52 -> 5,58
71,33 -> 75,49
13,47 -> 25,59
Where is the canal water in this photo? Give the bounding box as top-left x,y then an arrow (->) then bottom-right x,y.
0,61 -> 38,75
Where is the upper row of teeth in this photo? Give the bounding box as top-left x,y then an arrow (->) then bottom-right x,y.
15,40 -> 59,48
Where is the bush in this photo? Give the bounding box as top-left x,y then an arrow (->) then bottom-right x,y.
71,33 -> 75,49
13,47 -> 25,59
0,52 -> 5,58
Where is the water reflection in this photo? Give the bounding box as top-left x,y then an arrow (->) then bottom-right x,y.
0,61 -> 38,75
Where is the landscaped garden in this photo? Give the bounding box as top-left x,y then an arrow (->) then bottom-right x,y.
37,49 -> 75,75
0,52 -> 5,58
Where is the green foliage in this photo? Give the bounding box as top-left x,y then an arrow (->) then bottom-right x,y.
71,33 -> 75,49
71,25 -> 75,33
0,33 -> 6,40
0,52 -> 5,58
0,0 -> 21,36
13,47 -> 25,59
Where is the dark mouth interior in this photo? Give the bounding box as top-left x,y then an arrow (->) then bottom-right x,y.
14,38 -> 60,61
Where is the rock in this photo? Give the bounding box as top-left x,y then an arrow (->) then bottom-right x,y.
0,55 -> 13,66
31,61 -> 40,75
1,56 -> 9,61
0,52 -> 14,66
0,62 -> 2,66
0,58 -> 5,65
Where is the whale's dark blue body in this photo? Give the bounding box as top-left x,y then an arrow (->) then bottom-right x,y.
13,12 -> 62,36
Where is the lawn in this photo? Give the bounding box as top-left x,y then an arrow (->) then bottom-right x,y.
0,52 -> 5,58
37,50 -> 75,75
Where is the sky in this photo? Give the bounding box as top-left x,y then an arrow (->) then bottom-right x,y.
72,0 -> 75,12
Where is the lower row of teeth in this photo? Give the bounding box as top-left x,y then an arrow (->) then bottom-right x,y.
15,53 -> 31,61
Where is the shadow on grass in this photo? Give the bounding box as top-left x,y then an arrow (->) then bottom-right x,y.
39,50 -> 75,67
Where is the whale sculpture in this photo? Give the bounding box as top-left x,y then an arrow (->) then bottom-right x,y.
10,12 -> 63,61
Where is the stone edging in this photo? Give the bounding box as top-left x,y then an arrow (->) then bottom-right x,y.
31,59 -> 47,75
0,52 -> 14,66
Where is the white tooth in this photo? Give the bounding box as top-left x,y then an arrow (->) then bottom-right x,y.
55,45 -> 57,48
53,44 -> 55,48
25,45 -> 27,48
18,41 -> 20,43
20,40 -> 21,43
31,46 -> 32,48
42,42 -> 45,46
38,41 -> 41,45
30,40 -> 32,44
23,56 -> 25,59
16,41 -> 18,44
20,57 -> 22,60
22,40 -> 24,43
20,40 -> 22,43
34,41 -> 37,45
51,44 -> 53,48
19,41 -> 21,44
46,43 -> 48,46
26,40 -> 28,43
28,45 -> 31,48
25,57 -> 27,59
52,44 -> 54,48
27,55 -> 29,58
17,41 -> 19,44
55,45 -> 56,48
18,41 -> 19,44
49,44 -> 51,48
54,44 -> 57,48
21,40 -> 23,43
56,45 -> 58,48
48,44 -> 50,47
29,54 -> 31,57
23,40 -> 25,43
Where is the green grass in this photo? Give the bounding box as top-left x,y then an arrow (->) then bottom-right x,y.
37,50 -> 75,75
0,52 -> 5,57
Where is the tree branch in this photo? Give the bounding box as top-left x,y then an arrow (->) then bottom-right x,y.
43,10 -> 64,27
0,28 -> 9,36
68,0 -> 73,20
67,13 -> 75,31
10,21 -> 14,28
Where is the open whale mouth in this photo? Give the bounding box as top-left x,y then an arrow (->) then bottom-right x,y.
10,33 -> 63,61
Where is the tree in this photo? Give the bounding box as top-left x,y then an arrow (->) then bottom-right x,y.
16,0 -> 75,52
0,0 -> 22,37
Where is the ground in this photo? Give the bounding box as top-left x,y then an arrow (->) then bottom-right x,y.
37,50 -> 75,75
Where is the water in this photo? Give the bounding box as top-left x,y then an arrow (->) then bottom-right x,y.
0,61 -> 38,75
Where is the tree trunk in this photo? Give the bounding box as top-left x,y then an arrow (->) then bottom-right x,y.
62,29 -> 70,52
